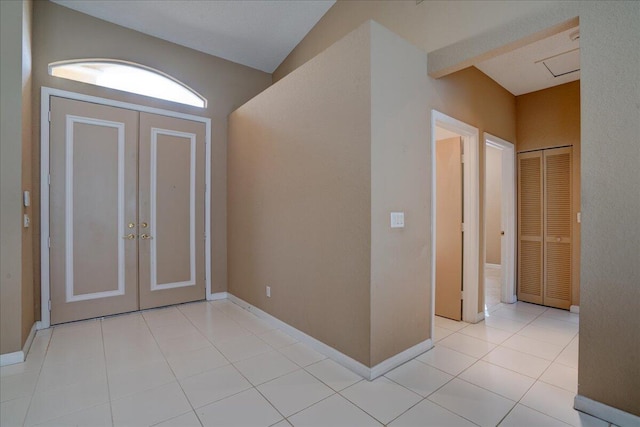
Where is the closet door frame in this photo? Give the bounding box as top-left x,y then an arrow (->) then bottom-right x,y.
39,87 -> 212,329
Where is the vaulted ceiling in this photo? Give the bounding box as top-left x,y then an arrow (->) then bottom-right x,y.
51,1 -> 579,95
51,0 -> 335,73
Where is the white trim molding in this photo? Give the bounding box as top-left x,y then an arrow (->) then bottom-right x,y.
227,293 -> 433,380
149,127 -> 197,292
40,87 -> 213,328
0,351 -> 24,367
64,115 -> 127,303
570,305 -> 580,314
431,110 -> 480,324
208,292 -> 228,301
0,323 -> 37,367
574,394 -> 640,427
484,133 -> 517,306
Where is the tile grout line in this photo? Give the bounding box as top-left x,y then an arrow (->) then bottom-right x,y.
19,327 -> 53,427
177,301 -> 292,425
99,318 -> 115,427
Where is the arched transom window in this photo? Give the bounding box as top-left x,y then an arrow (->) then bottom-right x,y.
48,59 -> 207,108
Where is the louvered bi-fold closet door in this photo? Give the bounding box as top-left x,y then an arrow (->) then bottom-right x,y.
543,147 -> 572,309
518,151 -> 544,304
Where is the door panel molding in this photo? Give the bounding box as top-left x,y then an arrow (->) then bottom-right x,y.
64,115 -> 127,303
150,127 -> 197,291
40,87 -> 212,329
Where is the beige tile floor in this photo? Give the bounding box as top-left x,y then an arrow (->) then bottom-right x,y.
0,299 -> 611,427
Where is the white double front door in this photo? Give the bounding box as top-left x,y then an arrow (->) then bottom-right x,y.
49,96 -> 206,324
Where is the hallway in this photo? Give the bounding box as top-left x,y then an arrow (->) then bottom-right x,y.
0,299 -> 605,426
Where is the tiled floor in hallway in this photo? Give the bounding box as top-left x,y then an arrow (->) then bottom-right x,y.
1,299 -> 611,426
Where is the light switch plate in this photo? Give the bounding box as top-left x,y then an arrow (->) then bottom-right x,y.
390,212 -> 405,228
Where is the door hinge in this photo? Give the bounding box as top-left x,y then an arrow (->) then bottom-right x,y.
48,174 -> 51,185
461,223 -> 465,232
461,154 -> 465,163
461,291 -> 464,300
48,237 -> 51,248
48,111 -> 51,122
48,300 -> 51,311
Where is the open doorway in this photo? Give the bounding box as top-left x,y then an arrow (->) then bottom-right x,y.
431,111 -> 480,324
483,133 -> 516,315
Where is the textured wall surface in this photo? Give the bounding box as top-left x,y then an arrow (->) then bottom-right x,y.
0,0 -> 26,354
578,1 -> 639,416
370,22 -> 430,365
228,23 -> 373,365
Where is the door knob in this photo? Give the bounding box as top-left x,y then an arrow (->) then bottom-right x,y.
140,234 -> 153,240
500,231 -> 505,235
122,233 -> 136,240
141,222 -> 148,228
128,222 -> 136,229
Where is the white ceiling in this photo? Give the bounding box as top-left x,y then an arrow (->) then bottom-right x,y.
51,0 -> 335,73
475,26 -> 580,96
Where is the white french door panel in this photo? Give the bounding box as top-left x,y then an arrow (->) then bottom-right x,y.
149,127 -> 197,291
49,96 -> 139,325
64,115 -> 127,303
138,112 -> 205,310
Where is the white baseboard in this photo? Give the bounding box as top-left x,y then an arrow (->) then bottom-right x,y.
570,305 -> 580,314
0,323 -> 37,367
504,294 -> 518,304
22,323 -> 37,358
475,311 -> 485,322
226,293 -> 432,380
369,338 -> 433,379
485,263 -> 501,270
574,394 -> 639,427
208,292 -> 228,301
0,351 -> 24,366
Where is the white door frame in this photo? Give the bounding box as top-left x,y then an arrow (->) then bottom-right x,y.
39,87 -> 213,329
431,110 -> 481,324
484,133 -> 517,305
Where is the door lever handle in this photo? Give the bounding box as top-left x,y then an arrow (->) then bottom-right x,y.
140,234 -> 153,240
122,233 -> 136,240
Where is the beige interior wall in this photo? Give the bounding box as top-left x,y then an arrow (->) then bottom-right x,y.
578,1 -> 639,416
0,0 -> 26,355
21,0 -> 34,346
369,22 -> 430,365
485,145 -> 502,265
228,23 -> 373,365
30,1 -> 271,321
516,81 -> 580,305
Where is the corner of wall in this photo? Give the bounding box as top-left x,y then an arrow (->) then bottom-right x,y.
369,22 -> 430,365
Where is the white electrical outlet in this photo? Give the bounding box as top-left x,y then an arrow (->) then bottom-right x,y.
266,286 -> 271,297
